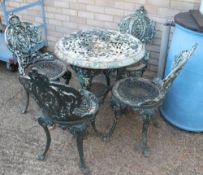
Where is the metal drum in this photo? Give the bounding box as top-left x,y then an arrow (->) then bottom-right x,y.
0,33 -> 13,62
160,11 -> 203,131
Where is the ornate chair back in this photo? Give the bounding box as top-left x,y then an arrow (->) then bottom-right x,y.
161,45 -> 197,93
140,45 -> 197,108
5,14 -> 42,75
19,70 -> 83,122
119,6 -> 156,44
118,6 -> 156,78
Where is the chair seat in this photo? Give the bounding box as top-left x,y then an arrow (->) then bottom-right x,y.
73,89 -> 99,118
26,57 -> 67,80
112,77 -> 160,107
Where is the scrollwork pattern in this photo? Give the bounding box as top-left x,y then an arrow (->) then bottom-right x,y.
119,6 -> 156,44
5,15 -> 42,75
121,45 -> 197,109
118,6 -> 156,78
5,14 -> 67,82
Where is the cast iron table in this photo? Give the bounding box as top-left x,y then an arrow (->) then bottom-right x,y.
55,29 -> 145,90
54,29 -> 145,139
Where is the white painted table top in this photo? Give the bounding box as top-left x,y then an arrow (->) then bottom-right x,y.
55,29 -> 145,69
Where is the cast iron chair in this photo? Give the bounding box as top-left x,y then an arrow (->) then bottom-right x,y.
118,6 -> 156,78
112,45 -> 197,157
5,14 -> 70,113
19,70 -> 99,175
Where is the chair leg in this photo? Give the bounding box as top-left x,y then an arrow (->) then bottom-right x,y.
76,130 -> 90,175
141,114 -> 152,157
37,117 -> 51,161
21,89 -> 29,114
111,95 -> 127,116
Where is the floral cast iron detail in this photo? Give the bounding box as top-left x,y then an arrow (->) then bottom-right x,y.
118,6 -> 156,78
71,65 -> 100,89
119,6 -> 156,44
5,14 -> 42,75
5,14 -> 68,79
5,14 -> 69,113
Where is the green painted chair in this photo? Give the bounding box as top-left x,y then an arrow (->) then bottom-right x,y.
5,14 -> 71,113
112,45 -> 197,157
19,70 -> 99,174
118,6 -> 156,78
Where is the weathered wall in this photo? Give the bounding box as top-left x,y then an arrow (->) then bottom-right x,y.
0,0 -> 200,78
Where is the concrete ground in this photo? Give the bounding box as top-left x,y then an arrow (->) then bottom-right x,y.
0,61 -> 203,175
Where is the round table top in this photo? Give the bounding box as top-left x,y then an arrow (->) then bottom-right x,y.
54,29 -> 145,69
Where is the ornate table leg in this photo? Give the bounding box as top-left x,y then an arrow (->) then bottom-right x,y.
72,66 -> 119,141
71,66 -> 113,99
71,66 -> 98,90
100,69 -> 115,103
